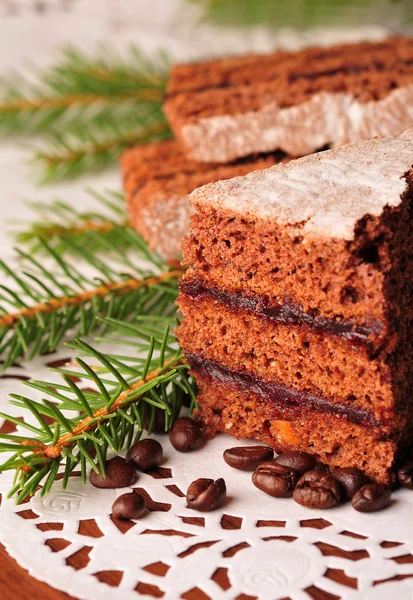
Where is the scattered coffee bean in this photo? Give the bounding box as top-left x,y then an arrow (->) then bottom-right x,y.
126,438 -> 163,471
397,459 -> 413,490
252,461 -> 300,497
314,463 -> 330,473
169,417 -> 204,452
223,445 -> 274,471
186,478 -> 226,511
89,456 -> 138,489
293,470 -> 342,509
112,492 -> 146,520
144,408 -> 166,433
352,484 -> 391,513
332,467 -> 368,500
275,451 -> 316,476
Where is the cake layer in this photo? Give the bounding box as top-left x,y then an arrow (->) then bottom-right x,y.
177,293 -> 398,426
164,38 -> 413,162
192,359 -> 398,483
180,276 -> 383,345
183,131 -> 413,336
120,139 -> 287,258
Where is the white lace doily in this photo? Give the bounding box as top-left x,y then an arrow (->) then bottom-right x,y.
2,351 -> 413,600
1,2 -> 413,599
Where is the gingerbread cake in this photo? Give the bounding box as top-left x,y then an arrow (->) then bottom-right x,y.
177,128 -> 413,483
164,37 -> 413,163
121,139 -> 287,258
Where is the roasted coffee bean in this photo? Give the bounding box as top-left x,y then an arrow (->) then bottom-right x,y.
332,467 -> 368,500
252,461 -> 299,497
397,459 -> 413,490
223,445 -> 274,471
186,478 -> 226,511
90,456 -> 138,489
169,417 -> 204,452
144,408 -> 166,433
314,463 -> 330,473
352,484 -> 391,513
275,451 -> 316,477
126,438 -> 163,471
293,470 -> 342,509
112,492 -> 146,520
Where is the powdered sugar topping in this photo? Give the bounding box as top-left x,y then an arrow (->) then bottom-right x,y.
190,128 -> 413,241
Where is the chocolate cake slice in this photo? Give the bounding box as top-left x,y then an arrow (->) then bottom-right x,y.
164,37 -> 413,163
177,128 -> 413,483
121,139 -> 287,258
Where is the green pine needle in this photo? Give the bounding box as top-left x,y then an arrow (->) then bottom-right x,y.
192,0 -> 413,28
0,318 -> 195,503
0,45 -> 169,137
0,228 -> 183,368
0,44 -> 172,181
14,189 -> 131,253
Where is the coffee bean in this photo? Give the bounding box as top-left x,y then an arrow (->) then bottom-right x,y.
275,451 -> 316,476
332,467 -> 368,500
126,439 -> 163,471
223,445 -> 274,471
169,417 -> 204,452
293,470 -> 342,509
352,484 -> 391,513
314,463 -> 330,473
186,478 -> 226,511
144,408 -> 166,433
89,456 -> 138,489
252,461 -> 299,497
397,459 -> 413,490
112,492 -> 146,520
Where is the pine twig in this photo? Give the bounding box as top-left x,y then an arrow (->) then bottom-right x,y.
0,45 -> 169,137
14,189 -> 130,253
34,118 -> 171,182
42,355 -> 185,459
0,269 -> 183,329
0,229 -> 183,367
0,319 -> 196,503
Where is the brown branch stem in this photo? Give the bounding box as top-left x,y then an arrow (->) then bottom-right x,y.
0,89 -> 164,112
43,355 -> 185,459
0,269 -> 184,328
25,218 -> 131,239
41,121 -> 171,165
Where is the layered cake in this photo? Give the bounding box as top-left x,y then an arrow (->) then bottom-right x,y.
164,37 -> 413,163
121,139 -> 287,258
177,128 -> 413,483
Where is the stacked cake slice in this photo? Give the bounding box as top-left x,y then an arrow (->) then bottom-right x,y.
121,139 -> 287,259
164,37 -> 413,163
123,37 -> 413,259
177,129 -> 413,483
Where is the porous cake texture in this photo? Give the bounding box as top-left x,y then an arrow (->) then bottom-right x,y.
164,37 -> 413,163
121,139 -> 287,258
177,129 -> 413,483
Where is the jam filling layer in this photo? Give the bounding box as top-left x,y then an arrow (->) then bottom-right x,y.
180,277 -> 384,344
187,352 -> 380,428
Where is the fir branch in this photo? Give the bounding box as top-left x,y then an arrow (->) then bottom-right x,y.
0,319 -> 196,503
191,0 -> 413,27
0,45 -> 169,137
14,189 -> 131,253
33,117 -> 171,182
0,232 -> 183,368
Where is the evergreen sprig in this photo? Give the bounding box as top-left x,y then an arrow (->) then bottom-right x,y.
0,45 -> 172,181
0,317 -> 195,503
0,45 -> 168,136
33,113 -> 171,182
0,230 -> 183,368
192,0 -> 413,28
14,189 -> 130,253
